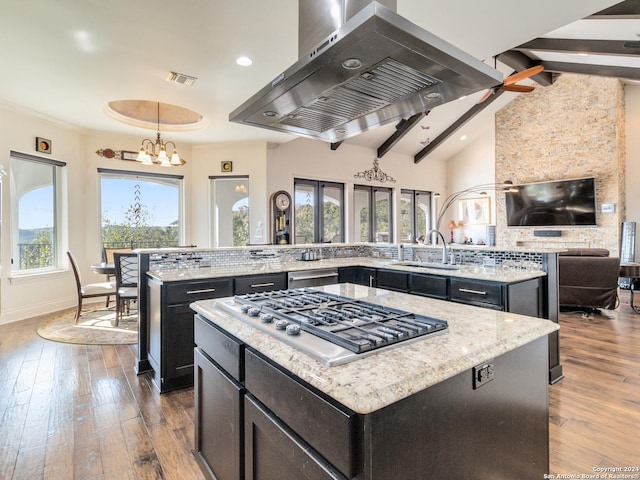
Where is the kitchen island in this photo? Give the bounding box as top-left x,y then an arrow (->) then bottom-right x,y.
191,283 -> 558,480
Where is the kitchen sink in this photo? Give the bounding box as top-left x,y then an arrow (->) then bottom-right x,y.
393,261 -> 461,271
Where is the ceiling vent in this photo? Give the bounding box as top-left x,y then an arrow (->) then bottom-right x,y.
166,71 -> 197,86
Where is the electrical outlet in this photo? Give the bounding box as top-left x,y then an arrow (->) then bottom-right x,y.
473,362 -> 495,389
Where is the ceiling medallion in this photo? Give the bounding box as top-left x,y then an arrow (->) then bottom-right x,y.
354,158 -> 396,183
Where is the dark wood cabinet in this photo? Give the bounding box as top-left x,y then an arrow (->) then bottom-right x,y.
244,394 -> 347,480
234,273 -> 287,295
375,269 -> 408,292
338,267 -> 376,287
194,310 -> 550,480
194,348 -> 244,480
506,278 -> 544,317
147,277 -> 233,393
408,273 -> 448,299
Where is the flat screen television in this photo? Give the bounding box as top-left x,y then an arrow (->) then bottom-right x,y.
505,177 -> 597,227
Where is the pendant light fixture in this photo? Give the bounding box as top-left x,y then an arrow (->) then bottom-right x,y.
136,102 -> 183,167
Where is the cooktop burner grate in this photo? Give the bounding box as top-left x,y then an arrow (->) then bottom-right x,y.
232,288 -> 448,354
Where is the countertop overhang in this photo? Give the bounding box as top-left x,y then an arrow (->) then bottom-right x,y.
191,283 -> 558,414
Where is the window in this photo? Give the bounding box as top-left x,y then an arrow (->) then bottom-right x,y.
400,189 -> 432,242
354,185 -> 393,243
10,151 -> 66,272
211,176 -> 250,247
294,179 -> 344,244
99,168 -> 183,250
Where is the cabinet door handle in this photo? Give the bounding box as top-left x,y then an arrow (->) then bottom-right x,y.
459,288 -> 487,295
250,282 -> 275,288
187,288 -> 217,294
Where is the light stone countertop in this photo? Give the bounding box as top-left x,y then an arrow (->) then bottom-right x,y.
148,256 -> 546,284
190,283 -> 558,414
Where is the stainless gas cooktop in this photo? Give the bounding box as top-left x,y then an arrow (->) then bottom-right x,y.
215,288 -> 448,366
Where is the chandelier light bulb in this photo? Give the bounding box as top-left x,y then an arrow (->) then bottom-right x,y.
170,149 -> 181,165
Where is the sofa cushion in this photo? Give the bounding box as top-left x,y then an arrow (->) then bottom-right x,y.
559,248 -> 610,257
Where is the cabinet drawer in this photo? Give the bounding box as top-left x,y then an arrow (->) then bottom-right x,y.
234,273 -> 287,295
166,278 -> 233,305
195,314 -> 244,382
450,278 -> 503,308
245,350 -> 357,478
408,273 -> 448,299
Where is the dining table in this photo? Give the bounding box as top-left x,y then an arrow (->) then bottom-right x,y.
91,262 -> 115,276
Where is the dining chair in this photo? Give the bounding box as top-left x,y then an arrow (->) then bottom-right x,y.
67,251 -> 116,324
113,252 -> 139,325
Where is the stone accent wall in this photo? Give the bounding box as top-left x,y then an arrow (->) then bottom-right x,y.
495,74 -> 625,255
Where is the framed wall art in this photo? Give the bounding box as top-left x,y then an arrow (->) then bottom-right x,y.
458,197 -> 490,225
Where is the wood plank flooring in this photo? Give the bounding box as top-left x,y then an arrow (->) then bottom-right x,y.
1,300 -> 639,479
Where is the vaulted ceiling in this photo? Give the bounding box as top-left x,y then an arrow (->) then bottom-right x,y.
1,0 -> 636,164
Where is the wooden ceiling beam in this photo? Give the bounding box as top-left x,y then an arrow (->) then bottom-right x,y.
413,91 -> 505,164
376,112 -> 426,158
513,38 -> 640,56
540,60 -> 640,81
589,0 -> 640,18
496,51 -> 555,86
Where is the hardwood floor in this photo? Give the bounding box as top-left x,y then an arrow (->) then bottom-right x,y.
0,300 -> 638,479
550,299 -> 640,475
0,314 -> 205,480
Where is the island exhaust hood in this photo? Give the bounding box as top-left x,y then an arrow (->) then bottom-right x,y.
229,1 -> 503,143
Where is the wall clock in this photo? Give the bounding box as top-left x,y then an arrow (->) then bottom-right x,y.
270,190 -> 292,244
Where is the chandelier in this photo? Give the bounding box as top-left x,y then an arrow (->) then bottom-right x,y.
353,158 -> 396,183
136,102 -> 184,167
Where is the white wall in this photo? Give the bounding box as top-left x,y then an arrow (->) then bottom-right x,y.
625,84 -> 640,261
266,138 -> 447,243
443,124 -> 496,245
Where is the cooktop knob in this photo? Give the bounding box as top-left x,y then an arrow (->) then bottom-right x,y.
285,324 -> 301,336
275,320 -> 289,330
240,304 -> 251,313
260,313 -> 274,323
248,307 -> 261,317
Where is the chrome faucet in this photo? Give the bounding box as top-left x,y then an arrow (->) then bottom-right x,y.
427,229 -> 448,264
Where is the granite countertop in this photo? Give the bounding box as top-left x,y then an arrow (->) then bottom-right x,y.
191,284 -> 558,414
148,256 -> 546,284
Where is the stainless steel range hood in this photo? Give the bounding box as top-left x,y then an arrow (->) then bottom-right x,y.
229,1 -> 503,143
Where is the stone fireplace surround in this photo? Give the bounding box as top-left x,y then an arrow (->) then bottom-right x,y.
494,74 -> 625,256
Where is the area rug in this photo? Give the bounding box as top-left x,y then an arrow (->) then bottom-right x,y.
37,307 -> 138,345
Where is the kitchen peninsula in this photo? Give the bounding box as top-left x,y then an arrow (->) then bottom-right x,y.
137,243 -> 563,392
191,283 -> 558,479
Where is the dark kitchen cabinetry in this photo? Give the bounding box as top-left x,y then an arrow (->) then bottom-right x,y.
338,266 -> 376,287
375,269 -> 408,292
147,277 -> 232,393
194,316 -> 244,480
450,277 -> 543,317
244,395 -> 347,480
408,273 -> 448,300
234,273 -> 287,295
194,310 -> 549,480
450,278 -> 504,310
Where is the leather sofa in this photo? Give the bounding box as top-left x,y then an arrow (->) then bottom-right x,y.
558,248 -> 620,310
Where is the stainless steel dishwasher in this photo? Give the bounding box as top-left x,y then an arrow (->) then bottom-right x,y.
287,268 -> 339,288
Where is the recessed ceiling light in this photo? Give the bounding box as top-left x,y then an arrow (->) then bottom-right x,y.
424,92 -> 441,100
236,56 -> 253,67
577,52 -> 589,57
460,135 -> 467,141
